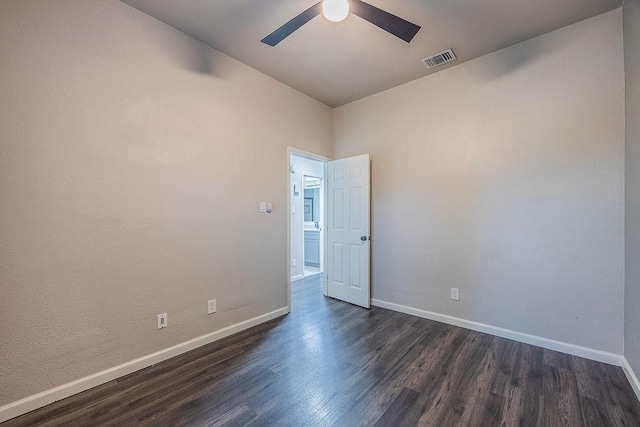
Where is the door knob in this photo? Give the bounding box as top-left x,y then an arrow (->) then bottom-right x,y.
361,236 -> 367,241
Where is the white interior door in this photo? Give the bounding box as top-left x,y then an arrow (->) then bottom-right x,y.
327,154 -> 370,308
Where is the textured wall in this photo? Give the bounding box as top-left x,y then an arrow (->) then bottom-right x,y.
0,0 -> 332,405
334,11 -> 625,353
624,0 -> 640,376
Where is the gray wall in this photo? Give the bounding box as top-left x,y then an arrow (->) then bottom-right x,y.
0,0 -> 332,406
625,0 -> 640,376
334,10 -> 625,353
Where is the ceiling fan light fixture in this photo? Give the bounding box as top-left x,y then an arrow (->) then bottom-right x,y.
322,0 -> 350,22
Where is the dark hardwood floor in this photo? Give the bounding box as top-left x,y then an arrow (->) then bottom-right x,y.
4,274 -> 640,426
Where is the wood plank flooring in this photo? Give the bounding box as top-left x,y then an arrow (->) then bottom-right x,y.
4,275 -> 640,426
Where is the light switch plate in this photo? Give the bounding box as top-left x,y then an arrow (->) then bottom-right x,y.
208,299 -> 216,315
260,201 -> 266,213
157,313 -> 167,329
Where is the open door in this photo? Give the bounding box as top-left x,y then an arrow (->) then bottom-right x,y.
327,154 -> 370,308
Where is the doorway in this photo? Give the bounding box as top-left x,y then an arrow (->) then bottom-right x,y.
303,175 -> 322,277
286,148 -> 371,312
289,153 -> 326,283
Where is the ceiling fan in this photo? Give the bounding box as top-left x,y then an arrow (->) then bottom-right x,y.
261,0 -> 421,47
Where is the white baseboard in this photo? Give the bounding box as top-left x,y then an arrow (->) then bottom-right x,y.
622,357 -> 640,402
291,274 -> 304,282
0,307 -> 289,424
371,298 -> 623,366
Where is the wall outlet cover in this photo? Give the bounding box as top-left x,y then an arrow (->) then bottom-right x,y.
451,288 -> 460,301
208,299 -> 217,315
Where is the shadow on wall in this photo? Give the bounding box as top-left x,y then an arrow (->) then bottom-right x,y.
150,28 -> 229,77
472,36 -> 568,81
421,1 -> 568,82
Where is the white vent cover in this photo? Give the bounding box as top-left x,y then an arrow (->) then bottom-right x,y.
422,49 -> 456,69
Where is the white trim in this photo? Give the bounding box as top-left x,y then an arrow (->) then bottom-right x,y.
323,159 -> 328,297
622,357 -> 640,401
0,307 -> 289,424
291,274 -> 304,282
287,147 -> 331,163
371,298 -> 623,366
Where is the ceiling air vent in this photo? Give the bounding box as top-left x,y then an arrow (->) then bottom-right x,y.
422,49 -> 456,69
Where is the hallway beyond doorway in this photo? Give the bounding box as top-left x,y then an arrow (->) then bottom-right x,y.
304,265 -> 321,277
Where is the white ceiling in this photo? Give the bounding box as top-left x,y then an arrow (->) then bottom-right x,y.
120,0 -> 622,107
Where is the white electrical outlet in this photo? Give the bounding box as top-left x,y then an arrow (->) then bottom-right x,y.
208,299 -> 217,315
292,258 -> 297,268
451,288 -> 460,301
157,313 -> 167,329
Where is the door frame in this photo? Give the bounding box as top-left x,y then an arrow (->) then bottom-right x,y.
286,147 -> 331,313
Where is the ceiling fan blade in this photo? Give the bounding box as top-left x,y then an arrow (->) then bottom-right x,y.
350,0 -> 420,43
261,2 -> 322,46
